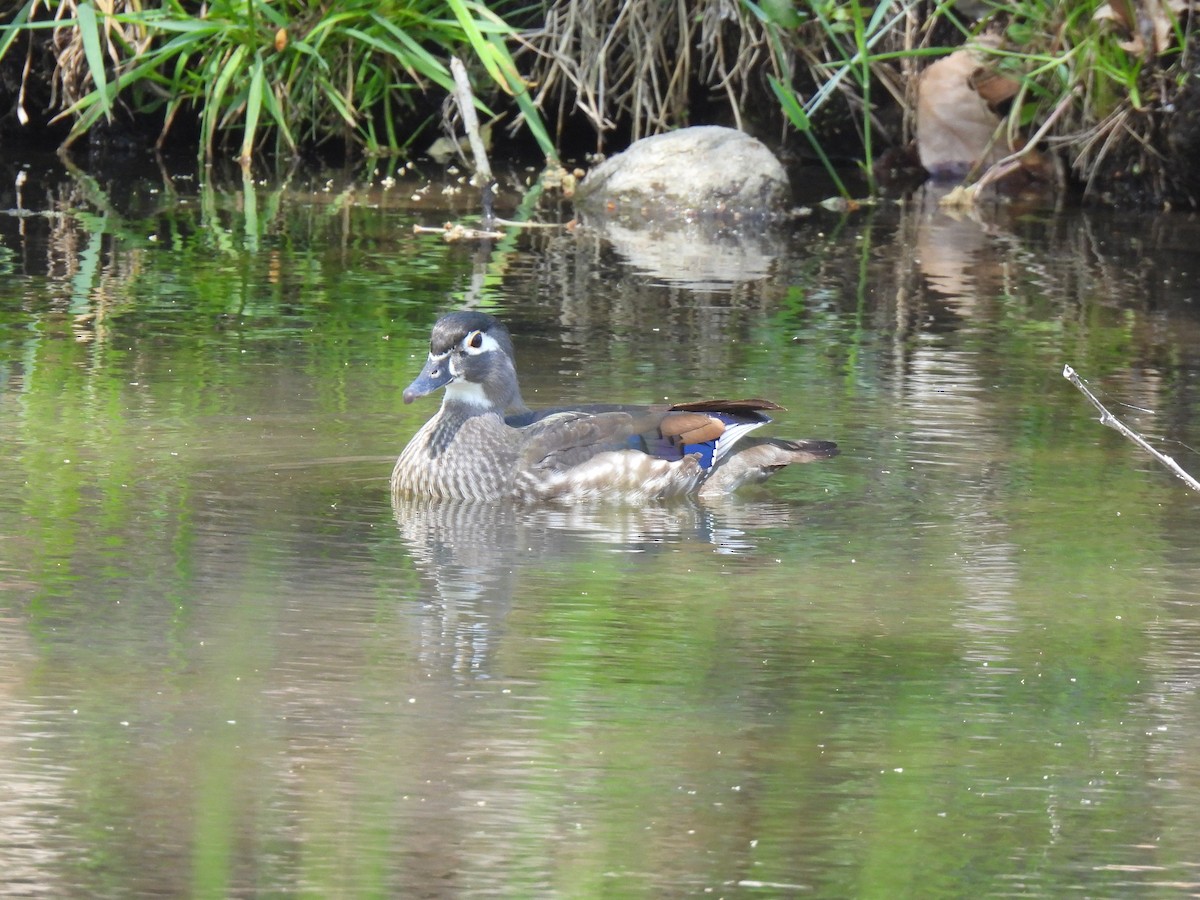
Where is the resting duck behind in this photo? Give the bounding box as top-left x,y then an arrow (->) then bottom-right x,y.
390,311 -> 838,502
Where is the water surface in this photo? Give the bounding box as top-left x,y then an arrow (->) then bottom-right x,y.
1,156 -> 1199,897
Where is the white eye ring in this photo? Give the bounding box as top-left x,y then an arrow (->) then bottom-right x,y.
462,330 -> 498,355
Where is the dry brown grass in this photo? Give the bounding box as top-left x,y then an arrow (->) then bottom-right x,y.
26,0 -> 152,115
520,0 -> 781,148
518,0 -> 936,157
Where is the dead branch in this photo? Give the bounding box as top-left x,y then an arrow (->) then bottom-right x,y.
412,223 -> 505,241
450,57 -> 496,228
1063,364 -> 1200,493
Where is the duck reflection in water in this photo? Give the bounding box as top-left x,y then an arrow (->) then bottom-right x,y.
390,311 -> 837,503
391,496 -> 834,676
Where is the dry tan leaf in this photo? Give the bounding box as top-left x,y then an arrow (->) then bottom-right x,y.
970,69 -> 1020,107
1094,0 -> 1188,55
916,50 -> 1008,178
1147,0 -> 1188,54
1094,2 -> 1145,53
1094,1 -> 1134,31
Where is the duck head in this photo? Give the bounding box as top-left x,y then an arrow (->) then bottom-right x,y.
403,311 -> 525,412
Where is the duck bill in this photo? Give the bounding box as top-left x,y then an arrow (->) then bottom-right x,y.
402,354 -> 453,404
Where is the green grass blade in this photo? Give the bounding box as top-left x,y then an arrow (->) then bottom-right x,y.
114,15 -> 220,35
368,13 -> 455,92
314,74 -> 356,127
485,32 -> 556,162
343,23 -> 457,94
445,0 -> 504,88
769,75 -> 810,130
202,43 -> 247,160
0,2 -> 35,63
76,2 -> 111,119
258,75 -> 295,152
239,52 -> 265,164
769,75 -> 847,197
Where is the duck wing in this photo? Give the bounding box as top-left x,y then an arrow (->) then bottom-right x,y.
513,399 -> 779,472
517,410 -> 653,472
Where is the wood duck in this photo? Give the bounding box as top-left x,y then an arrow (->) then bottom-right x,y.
391,311 -> 838,502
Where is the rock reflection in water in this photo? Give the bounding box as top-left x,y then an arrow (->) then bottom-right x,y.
581,217 -> 786,290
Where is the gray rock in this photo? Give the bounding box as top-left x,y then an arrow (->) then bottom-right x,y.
574,126 -> 791,220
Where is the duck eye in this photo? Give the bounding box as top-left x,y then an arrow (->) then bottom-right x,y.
468,331 -> 484,350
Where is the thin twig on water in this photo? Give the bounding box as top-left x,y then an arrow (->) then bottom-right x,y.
1063,364 -> 1200,493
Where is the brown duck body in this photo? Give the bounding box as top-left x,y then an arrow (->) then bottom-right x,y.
390,312 -> 838,503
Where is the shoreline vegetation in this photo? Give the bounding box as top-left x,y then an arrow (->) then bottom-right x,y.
1,0 -> 1198,208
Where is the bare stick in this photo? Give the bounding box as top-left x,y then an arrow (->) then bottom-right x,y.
412,223 -> 504,241
450,57 -> 496,228
1063,364 -> 1200,493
